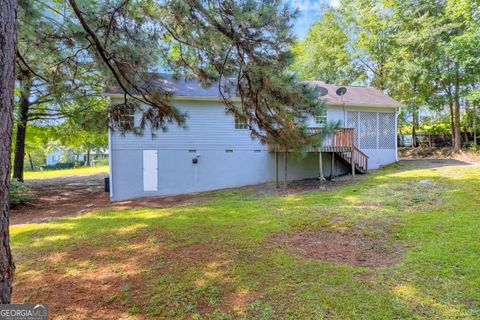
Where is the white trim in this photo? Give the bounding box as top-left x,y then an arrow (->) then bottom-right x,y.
108,126 -> 113,199
104,93 -> 401,109
326,102 -> 400,109
395,108 -> 399,162
104,93 -> 242,103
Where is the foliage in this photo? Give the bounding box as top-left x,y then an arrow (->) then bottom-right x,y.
9,180 -> 32,206
291,7 -> 363,84
294,0 -> 480,149
51,97 -> 109,164
41,161 -> 85,171
160,0 -> 323,147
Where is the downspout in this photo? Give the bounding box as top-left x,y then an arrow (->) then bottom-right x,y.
395,107 -> 399,162
108,116 -> 113,200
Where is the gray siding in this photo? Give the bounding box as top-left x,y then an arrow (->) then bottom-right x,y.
109,99 -> 387,201
111,100 -> 266,151
111,148 -> 347,201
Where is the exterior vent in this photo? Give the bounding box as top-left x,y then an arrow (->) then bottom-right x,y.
188,149 -> 196,153
225,149 -> 233,153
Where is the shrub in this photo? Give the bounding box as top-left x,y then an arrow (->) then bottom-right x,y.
463,141 -> 479,151
41,161 -> 85,170
94,159 -> 109,166
9,179 -> 33,206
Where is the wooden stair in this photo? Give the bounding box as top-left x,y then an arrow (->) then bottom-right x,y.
311,128 -> 369,175
269,127 -> 369,175
334,146 -> 368,174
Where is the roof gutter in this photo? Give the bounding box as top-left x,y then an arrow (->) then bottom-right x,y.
104,92 -> 242,102
105,93 -> 401,109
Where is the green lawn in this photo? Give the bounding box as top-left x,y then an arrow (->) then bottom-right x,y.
23,165 -> 109,179
11,161 -> 480,319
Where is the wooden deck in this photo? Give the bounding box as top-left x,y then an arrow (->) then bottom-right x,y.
271,128 -> 369,176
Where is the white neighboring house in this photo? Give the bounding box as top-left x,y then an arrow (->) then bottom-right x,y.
105,76 -> 401,201
46,149 -> 64,165
45,148 -> 108,166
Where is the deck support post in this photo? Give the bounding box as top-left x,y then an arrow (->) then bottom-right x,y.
275,149 -> 279,189
351,148 -> 356,179
283,148 -> 288,192
330,152 -> 335,180
319,151 -> 324,188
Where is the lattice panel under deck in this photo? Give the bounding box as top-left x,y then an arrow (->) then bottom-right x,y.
378,112 -> 395,149
359,112 -> 378,149
346,111 -> 359,146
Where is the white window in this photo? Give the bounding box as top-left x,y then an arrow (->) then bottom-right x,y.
314,109 -> 327,127
119,108 -> 135,129
235,113 -> 248,130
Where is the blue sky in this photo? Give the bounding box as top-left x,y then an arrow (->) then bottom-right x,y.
289,0 -> 340,39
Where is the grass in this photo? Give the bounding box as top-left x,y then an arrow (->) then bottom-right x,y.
23,165 -> 109,179
10,160 -> 480,319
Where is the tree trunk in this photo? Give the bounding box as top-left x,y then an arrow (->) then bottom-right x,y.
12,80 -> 31,182
412,105 -> 418,148
275,150 -> 279,189
0,0 -> 18,304
27,154 -> 34,171
454,100 -> 462,152
474,103 -> 477,146
86,147 -> 91,166
453,67 -> 462,153
448,98 -> 455,147
283,148 -> 288,192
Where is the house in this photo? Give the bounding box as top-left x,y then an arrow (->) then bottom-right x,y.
46,149 -> 65,165
45,148 -> 108,166
105,76 -> 401,201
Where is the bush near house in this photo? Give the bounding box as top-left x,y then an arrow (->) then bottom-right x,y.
41,161 -> 85,171
9,179 -> 33,206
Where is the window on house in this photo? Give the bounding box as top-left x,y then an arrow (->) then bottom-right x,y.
314,109 -> 327,127
234,113 -> 248,130
119,108 -> 135,128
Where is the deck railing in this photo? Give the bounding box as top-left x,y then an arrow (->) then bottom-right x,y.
308,127 -> 355,149
309,127 -> 368,173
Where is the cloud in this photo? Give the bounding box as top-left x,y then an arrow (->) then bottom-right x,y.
329,0 -> 340,8
289,0 -> 341,39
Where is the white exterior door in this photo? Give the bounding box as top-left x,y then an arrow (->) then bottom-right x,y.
143,150 -> 158,191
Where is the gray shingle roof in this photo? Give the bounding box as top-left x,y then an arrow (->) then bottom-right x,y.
305,81 -> 401,108
104,75 -> 401,108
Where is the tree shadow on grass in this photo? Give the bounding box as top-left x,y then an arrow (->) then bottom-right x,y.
11,163 -> 480,319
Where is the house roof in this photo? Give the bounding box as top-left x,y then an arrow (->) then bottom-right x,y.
304,81 -> 401,108
104,75 -> 401,108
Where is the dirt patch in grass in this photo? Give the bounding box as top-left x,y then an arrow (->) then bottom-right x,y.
271,227 -> 404,268
10,174 -> 215,225
13,241 -> 157,319
13,230 -> 245,319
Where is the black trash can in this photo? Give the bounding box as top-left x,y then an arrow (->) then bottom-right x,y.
104,177 -> 110,193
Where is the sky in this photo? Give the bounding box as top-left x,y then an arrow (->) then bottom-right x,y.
289,0 -> 340,39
